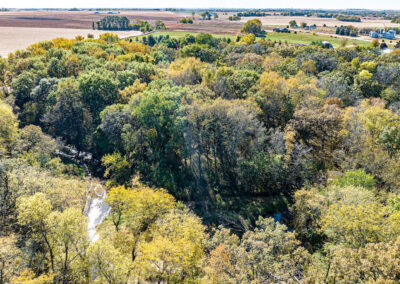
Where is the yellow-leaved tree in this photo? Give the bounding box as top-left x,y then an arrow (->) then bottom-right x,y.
94,182 -> 207,283
0,101 -> 18,157
17,193 -> 89,282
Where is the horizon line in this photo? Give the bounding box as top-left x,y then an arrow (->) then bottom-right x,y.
3,7 -> 400,11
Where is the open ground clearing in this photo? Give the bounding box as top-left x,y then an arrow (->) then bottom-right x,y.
0,27 -> 141,57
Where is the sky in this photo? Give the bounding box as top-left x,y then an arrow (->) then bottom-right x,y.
2,0 -> 400,10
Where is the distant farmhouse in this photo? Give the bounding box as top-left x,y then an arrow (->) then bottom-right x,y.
370,29 -> 396,40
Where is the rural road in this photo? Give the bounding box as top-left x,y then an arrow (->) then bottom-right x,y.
0,27 -> 142,57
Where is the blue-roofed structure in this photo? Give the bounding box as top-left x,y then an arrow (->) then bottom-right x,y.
370,29 -> 396,40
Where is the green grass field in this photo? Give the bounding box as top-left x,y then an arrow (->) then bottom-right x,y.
131,30 -> 372,48
264,32 -> 372,47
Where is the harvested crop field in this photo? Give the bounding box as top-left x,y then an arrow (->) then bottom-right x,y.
0,10 -> 244,57
0,10 -> 184,29
0,10 -> 243,34
0,27 -> 142,57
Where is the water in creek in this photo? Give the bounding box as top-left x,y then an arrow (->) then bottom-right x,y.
87,187 -> 110,242
57,145 -> 110,242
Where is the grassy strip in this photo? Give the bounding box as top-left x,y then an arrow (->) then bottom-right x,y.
129,30 -> 372,47
264,32 -> 371,47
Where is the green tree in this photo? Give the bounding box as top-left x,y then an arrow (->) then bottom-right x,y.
43,78 -> 92,149
123,85 -> 189,193
241,19 -> 262,35
17,193 -> 55,271
88,239 -> 131,283
78,69 -> 119,119
11,71 -> 36,108
26,78 -> 59,125
182,98 -> 265,205
102,152 -> 131,187
331,169 -> 375,190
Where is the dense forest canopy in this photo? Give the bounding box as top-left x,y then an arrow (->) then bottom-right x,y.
1,26 -> 400,283
336,25 -> 359,37
93,16 -> 164,32
336,15 -> 362,22
237,10 -> 268,17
